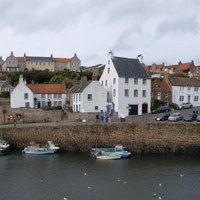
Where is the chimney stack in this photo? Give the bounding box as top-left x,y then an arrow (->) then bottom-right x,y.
137,54 -> 143,63
108,51 -> 114,60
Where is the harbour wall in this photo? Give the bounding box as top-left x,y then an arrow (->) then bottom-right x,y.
2,122 -> 200,154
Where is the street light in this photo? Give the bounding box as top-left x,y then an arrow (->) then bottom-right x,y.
2,107 -> 7,124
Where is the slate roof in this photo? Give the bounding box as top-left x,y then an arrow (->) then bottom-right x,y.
69,81 -> 92,93
0,80 -> 7,87
25,56 -> 53,62
169,77 -> 200,87
112,56 -> 150,79
27,84 -> 66,94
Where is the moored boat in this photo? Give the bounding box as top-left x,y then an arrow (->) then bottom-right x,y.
95,152 -> 121,160
0,139 -> 10,150
91,145 -> 131,158
22,146 -> 55,155
22,141 -> 59,155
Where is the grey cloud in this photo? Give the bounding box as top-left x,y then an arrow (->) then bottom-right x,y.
82,53 -> 102,66
92,0 -> 164,24
157,16 -> 200,36
112,25 -> 143,51
0,0 -> 92,35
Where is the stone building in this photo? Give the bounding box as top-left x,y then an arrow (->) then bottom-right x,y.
2,52 -> 81,72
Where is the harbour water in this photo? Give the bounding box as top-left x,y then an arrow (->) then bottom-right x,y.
0,152 -> 200,200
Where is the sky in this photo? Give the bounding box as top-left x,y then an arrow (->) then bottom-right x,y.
0,0 -> 200,66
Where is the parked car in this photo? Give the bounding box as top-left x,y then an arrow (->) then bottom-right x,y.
168,113 -> 183,122
169,103 -> 180,110
196,115 -> 200,122
179,103 -> 193,109
152,106 -> 171,114
155,113 -> 170,121
183,113 -> 197,122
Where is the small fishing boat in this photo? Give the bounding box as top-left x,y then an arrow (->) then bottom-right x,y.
95,152 -> 121,160
0,139 -> 10,150
0,139 -> 10,155
91,145 -> 131,158
22,141 -> 59,155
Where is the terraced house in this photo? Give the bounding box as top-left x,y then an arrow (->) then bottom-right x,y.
2,52 -> 81,72
11,75 -> 66,109
168,77 -> 200,107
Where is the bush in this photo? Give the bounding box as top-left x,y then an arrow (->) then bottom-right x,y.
0,91 -> 10,98
42,106 -> 62,110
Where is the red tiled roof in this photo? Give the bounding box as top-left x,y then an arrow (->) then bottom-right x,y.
53,58 -> 72,63
152,80 -> 171,92
176,62 -> 193,71
155,64 -> 163,70
165,64 -> 178,69
146,64 -> 164,71
16,57 -> 25,62
27,84 -> 66,94
145,65 -> 152,70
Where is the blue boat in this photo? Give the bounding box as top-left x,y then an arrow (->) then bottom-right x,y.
91,145 -> 131,158
22,141 -> 59,155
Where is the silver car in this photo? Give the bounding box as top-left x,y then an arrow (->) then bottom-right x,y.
168,113 -> 183,121
179,103 -> 193,109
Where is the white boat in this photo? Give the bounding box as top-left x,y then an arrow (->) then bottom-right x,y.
91,145 -> 131,158
22,141 -> 59,155
47,141 -> 60,151
0,139 -> 10,150
22,146 -> 55,155
96,152 -> 121,160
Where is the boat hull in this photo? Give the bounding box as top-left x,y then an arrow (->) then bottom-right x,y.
96,155 -> 121,160
22,148 -> 55,155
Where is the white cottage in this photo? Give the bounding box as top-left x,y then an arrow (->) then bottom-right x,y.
70,81 -> 107,112
99,52 -> 151,117
169,77 -> 200,107
11,75 -> 66,108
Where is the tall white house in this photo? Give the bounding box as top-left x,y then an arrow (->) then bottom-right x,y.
99,52 -> 151,117
169,77 -> 200,107
69,81 -> 107,113
11,75 -> 66,108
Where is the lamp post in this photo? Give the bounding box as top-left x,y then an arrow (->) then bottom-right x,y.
2,107 -> 7,124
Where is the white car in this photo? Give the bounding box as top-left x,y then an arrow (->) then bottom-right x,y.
179,103 -> 193,109
168,113 -> 183,121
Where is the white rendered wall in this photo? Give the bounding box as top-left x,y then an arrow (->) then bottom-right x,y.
11,79 -> 34,108
99,53 -> 151,117
72,81 -> 107,113
99,54 -> 119,110
117,78 -> 151,117
172,86 -> 200,107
